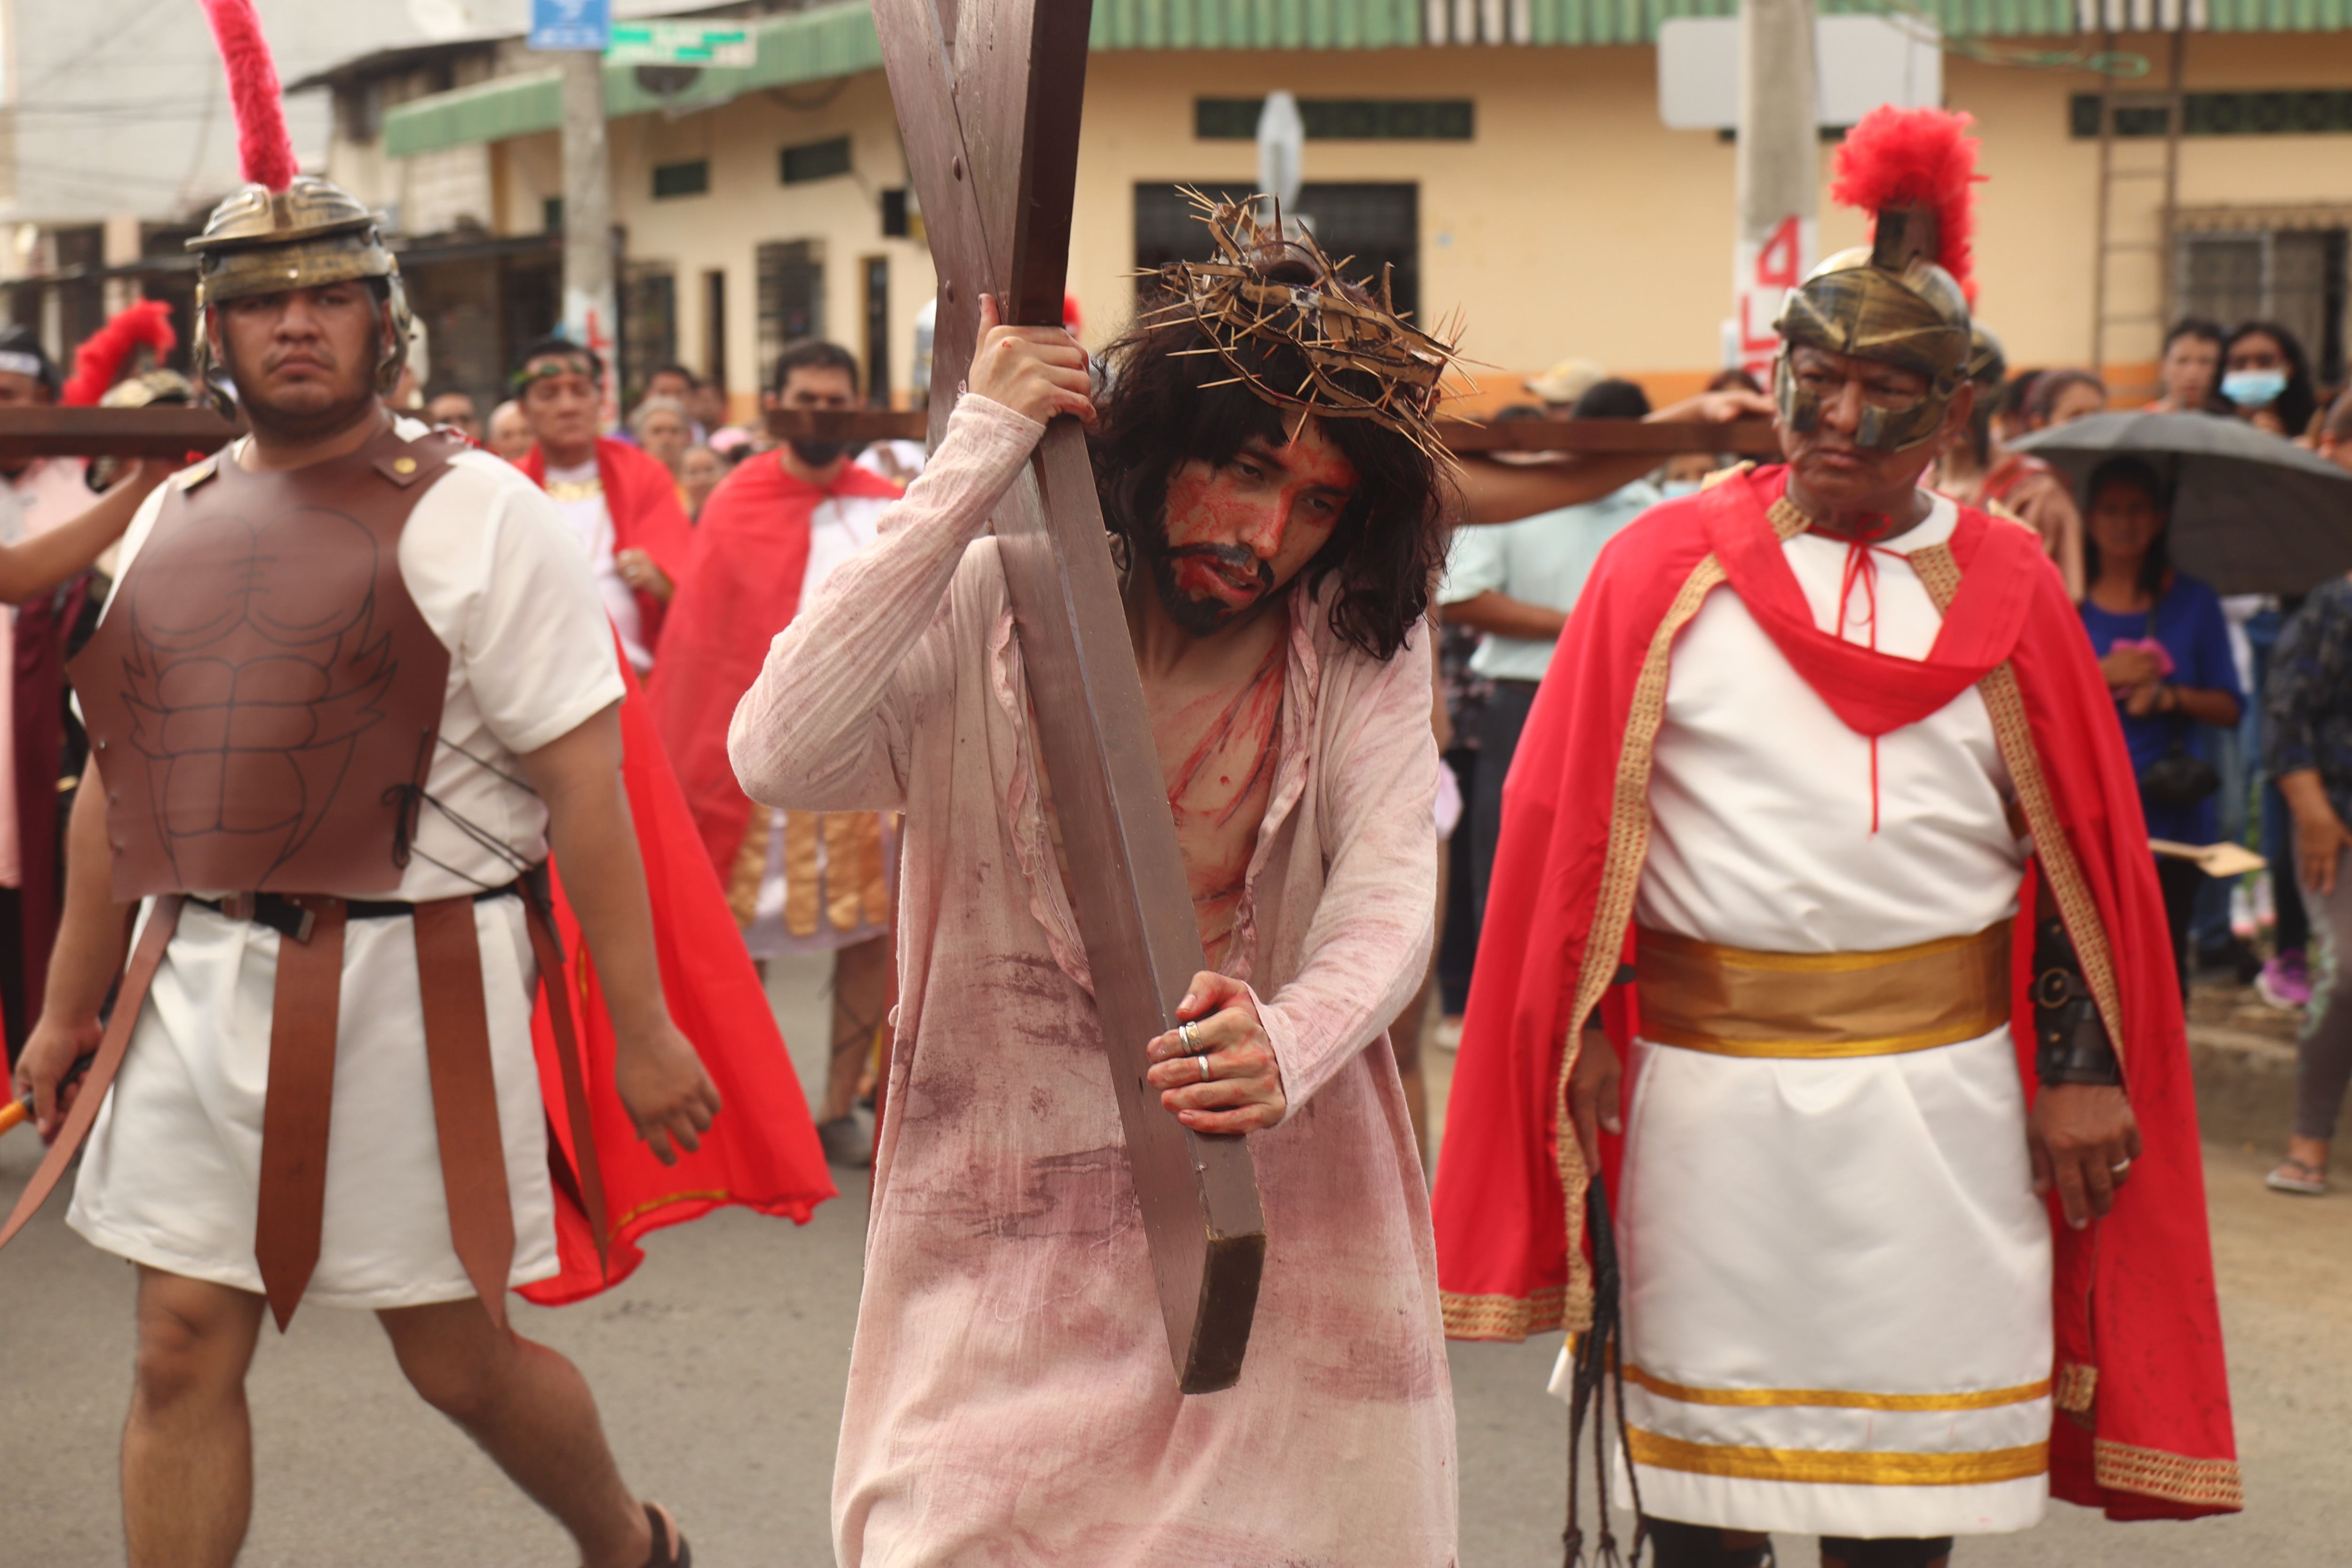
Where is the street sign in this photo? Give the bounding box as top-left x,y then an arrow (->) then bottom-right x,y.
529,0 -> 610,52
607,22 -> 756,66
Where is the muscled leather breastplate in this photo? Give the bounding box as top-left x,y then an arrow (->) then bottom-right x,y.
72,423 -> 467,900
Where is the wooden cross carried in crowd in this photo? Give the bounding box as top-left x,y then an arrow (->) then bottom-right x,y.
871,0 -> 1267,1395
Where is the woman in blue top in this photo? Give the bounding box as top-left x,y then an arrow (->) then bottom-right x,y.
2076,455 -> 2244,995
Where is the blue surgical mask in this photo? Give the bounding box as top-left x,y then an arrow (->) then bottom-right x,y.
1659,479 -> 1702,500
2222,368 -> 2288,409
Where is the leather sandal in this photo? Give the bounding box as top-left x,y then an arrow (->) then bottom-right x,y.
641,1503 -> 691,1568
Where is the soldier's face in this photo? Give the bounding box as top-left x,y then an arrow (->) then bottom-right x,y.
1779,345 -> 1967,522
214,281 -> 388,434
519,358 -> 602,454
1144,418 -> 1357,637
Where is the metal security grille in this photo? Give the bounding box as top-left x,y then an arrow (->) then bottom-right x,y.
621,264 -> 679,405
2072,89 -> 2352,137
1194,98 -> 1474,139
652,160 -> 710,199
2177,228 -> 2350,382
757,239 -> 826,391
1133,182 -> 1419,322
782,136 -> 854,184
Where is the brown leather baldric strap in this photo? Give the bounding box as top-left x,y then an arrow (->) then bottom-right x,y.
0,896 -> 184,1253
254,896 -> 348,1331
522,893 -> 610,1273
413,896 -> 517,1329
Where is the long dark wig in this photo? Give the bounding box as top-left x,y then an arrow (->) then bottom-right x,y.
1088,259 -> 1449,663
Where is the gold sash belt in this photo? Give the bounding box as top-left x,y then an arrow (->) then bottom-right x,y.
1636,920 -> 2011,1059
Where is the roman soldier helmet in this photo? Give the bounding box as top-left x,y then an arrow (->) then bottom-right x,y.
187,0 -> 410,412
1774,106 -> 1983,453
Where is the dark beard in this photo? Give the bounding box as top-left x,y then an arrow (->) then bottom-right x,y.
1140,529 -> 1276,637
790,439 -> 852,467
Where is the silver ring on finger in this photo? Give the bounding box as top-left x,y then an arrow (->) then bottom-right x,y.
1179,1020 -> 1204,1054
2109,1158 -> 2132,1176
1197,1053 -> 1214,1085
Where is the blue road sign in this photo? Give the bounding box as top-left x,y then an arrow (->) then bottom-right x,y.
529,0 -> 610,51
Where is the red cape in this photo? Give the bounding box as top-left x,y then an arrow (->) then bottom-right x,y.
520,635 -> 836,1305
522,438 -> 694,651
1432,466 -> 2239,1520
644,452 -> 902,881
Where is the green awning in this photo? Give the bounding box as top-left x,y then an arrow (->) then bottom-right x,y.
383,0 -> 2352,158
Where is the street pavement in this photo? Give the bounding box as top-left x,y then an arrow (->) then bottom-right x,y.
3,955 -> 2344,1564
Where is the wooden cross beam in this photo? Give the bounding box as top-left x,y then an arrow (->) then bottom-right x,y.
766,406 -> 1783,456
0,406 -> 244,462
872,0 -> 1266,1395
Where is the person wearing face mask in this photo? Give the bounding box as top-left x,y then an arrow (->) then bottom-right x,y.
647,337 -> 905,1169
2220,321 -> 2319,441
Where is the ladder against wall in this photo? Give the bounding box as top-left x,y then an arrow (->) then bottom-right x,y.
2089,11 -> 2189,397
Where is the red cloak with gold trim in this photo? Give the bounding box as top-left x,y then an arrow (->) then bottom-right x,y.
644,452 -> 902,884
1431,466 -> 2239,1520
522,633 -> 835,1303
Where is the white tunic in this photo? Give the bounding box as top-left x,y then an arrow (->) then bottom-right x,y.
1612,495 -> 2055,1538
741,488 -> 897,960
67,422 -> 627,1309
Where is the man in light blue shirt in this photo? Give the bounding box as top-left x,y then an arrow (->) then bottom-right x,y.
1440,378 -> 1662,929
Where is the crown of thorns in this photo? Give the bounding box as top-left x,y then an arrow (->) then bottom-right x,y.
1138,192 -> 1467,463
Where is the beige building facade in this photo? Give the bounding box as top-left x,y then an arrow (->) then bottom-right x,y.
326,1 -> 2352,418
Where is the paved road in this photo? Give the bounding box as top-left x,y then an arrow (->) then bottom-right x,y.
3,959 -> 2343,1564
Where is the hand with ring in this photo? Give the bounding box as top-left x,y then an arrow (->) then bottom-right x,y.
2027,1082 -> 2142,1229
1143,971 -> 1287,1134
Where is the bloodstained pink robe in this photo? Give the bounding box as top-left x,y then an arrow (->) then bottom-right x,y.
730,394 -> 1456,1566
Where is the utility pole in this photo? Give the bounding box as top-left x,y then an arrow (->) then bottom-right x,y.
1729,0 -> 1818,385
559,51 -> 619,430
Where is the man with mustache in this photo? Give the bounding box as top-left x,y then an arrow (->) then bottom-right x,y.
649,337 -> 904,1169
1436,108 -> 2237,1567
729,194 -> 1667,1562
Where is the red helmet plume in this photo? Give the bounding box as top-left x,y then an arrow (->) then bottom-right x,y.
200,0 -> 298,191
1829,105 -> 1981,299
62,299 -> 178,407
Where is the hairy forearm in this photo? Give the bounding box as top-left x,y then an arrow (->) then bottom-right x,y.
0,471 -> 159,605
1442,589 -> 1566,642
41,765 -> 134,1024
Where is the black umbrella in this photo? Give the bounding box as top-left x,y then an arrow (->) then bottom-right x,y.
2011,412 -> 2352,596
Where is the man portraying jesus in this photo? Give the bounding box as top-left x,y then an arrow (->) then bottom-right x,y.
730,207 -> 1465,1563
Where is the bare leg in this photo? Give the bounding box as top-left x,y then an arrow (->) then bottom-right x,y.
122,1267 -> 266,1568
823,933 -> 892,1123
379,1297 -> 653,1568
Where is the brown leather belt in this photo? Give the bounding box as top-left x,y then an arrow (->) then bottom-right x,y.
1636,920 -> 2014,1059
0,877 -> 609,1330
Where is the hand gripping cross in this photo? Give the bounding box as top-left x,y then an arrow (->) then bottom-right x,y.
871,0 -> 1267,1393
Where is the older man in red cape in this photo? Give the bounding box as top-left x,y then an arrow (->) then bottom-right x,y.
1434,111 -> 2235,1567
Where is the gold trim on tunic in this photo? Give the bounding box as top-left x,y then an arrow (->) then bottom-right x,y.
1626,1364 -> 2050,1412
1634,921 -> 2012,1059
1627,1428 -> 2049,1487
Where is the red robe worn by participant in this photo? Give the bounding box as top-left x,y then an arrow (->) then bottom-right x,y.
647,454 -> 903,943
521,437 -> 693,669
527,633 -> 836,1302
1433,464 -> 2239,1525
